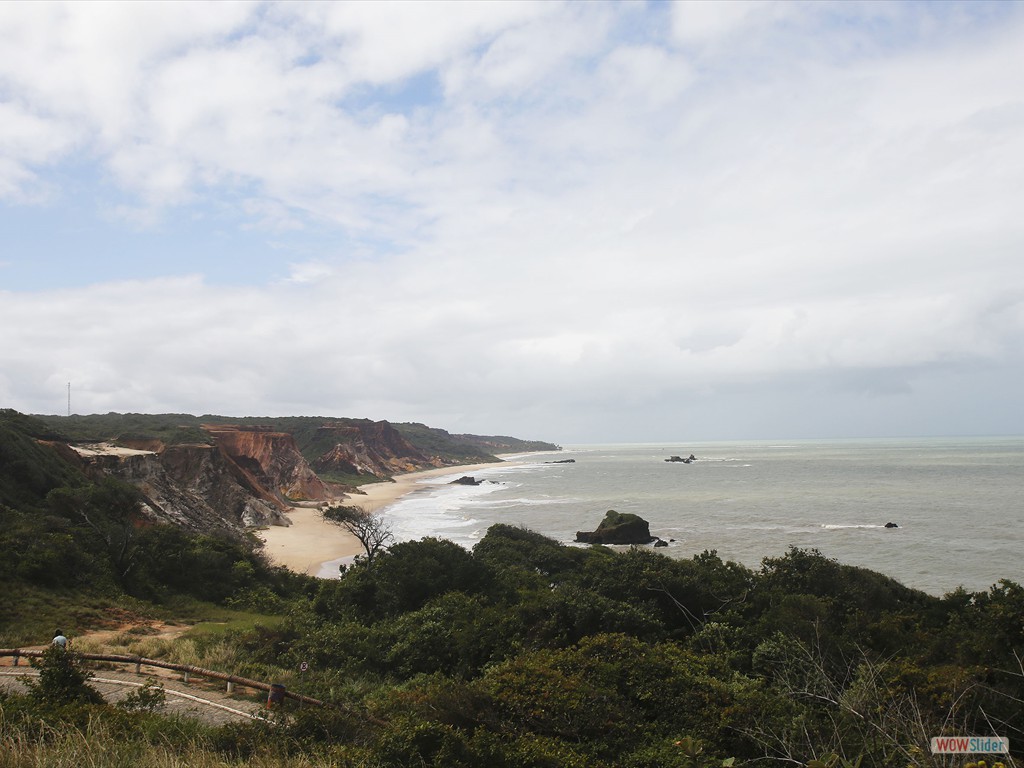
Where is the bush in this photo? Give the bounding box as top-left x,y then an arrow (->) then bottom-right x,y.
118,677 -> 167,712
26,644 -> 103,705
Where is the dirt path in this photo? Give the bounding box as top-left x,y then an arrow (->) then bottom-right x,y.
0,615 -> 277,725
0,666 -> 267,726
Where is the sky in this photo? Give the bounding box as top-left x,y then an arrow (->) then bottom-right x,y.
2,0 -> 1023,444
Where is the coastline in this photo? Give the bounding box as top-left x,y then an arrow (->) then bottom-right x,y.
256,505 -> 363,576
258,457 -> 519,577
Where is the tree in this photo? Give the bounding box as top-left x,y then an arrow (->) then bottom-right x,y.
46,477 -> 144,584
321,504 -> 394,566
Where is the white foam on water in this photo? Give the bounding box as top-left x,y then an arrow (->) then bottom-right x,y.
469,497 -> 579,508
384,481 -> 496,548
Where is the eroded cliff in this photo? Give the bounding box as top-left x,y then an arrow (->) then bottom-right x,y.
203,425 -> 332,502
31,413 -> 552,541
311,421 -> 436,478
64,441 -> 289,537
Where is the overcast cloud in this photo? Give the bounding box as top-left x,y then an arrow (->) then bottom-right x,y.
2,1 -> 1023,443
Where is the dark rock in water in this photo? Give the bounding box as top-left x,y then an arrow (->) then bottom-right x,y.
576,510 -> 655,545
653,538 -> 668,548
665,454 -> 696,463
885,521 -> 899,528
545,459 -> 576,464
450,475 -> 482,486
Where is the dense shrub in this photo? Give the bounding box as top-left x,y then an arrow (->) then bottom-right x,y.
26,644 -> 104,705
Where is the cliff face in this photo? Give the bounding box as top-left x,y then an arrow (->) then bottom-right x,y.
160,444 -> 290,527
65,442 -> 289,537
312,421 -> 438,478
56,421 -> 427,538
203,425 -> 331,502
33,413 -> 544,541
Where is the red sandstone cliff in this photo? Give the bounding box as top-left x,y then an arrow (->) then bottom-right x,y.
312,421 -> 437,478
40,414 -> 528,539
202,425 -> 331,502
61,440 -> 291,537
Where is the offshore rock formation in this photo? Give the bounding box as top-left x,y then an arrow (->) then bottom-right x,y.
665,454 -> 696,463
575,510 -> 657,545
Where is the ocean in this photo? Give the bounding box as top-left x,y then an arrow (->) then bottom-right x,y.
379,437 -> 1024,596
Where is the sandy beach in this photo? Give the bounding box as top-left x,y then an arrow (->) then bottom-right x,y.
257,459 -> 516,576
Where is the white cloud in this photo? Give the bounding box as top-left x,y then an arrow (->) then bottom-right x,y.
315,0 -> 548,85
1,1 -> 1024,439
670,0 -> 775,46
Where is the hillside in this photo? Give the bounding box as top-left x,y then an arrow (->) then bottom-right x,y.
3,522 -> 1022,766
9,411 -> 558,538
0,410 -> 87,510
35,413 -> 559,469
2,408 -> 1022,766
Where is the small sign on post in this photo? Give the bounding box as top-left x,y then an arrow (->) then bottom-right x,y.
298,661 -> 309,708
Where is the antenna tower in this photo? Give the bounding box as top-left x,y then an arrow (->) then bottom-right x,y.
67,382 -> 71,417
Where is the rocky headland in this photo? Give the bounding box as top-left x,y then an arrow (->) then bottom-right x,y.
30,413 -> 558,541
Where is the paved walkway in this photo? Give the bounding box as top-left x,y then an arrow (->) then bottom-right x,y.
0,665 -> 272,726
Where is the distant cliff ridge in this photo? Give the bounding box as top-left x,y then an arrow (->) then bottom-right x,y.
27,412 -> 559,538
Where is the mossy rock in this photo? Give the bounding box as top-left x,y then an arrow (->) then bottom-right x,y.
575,510 -> 654,545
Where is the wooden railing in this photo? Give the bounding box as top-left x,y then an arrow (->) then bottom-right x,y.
0,649 -> 324,707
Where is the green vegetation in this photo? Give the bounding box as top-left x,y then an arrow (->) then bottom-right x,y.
449,431 -> 562,454
0,409 -> 86,510
34,411 -> 213,445
392,421 -> 516,463
26,643 -> 103,705
29,412 -> 555,467
1,409 -> 1021,766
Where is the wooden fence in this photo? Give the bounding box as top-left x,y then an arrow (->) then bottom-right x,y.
0,648 -> 324,707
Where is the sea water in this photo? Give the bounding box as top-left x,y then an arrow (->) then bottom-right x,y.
379,437 -> 1024,596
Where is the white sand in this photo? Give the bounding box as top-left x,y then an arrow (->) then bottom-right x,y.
260,458 -> 519,577
69,443 -> 155,457
256,506 -> 364,576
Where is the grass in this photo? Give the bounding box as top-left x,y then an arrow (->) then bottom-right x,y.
0,585 -> 154,647
316,471 -> 392,488
0,701 -> 375,767
0,586 -> 284,652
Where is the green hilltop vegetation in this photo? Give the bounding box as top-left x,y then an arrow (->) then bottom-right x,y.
1,408 -> 1021,766
32,411 -> 560,467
